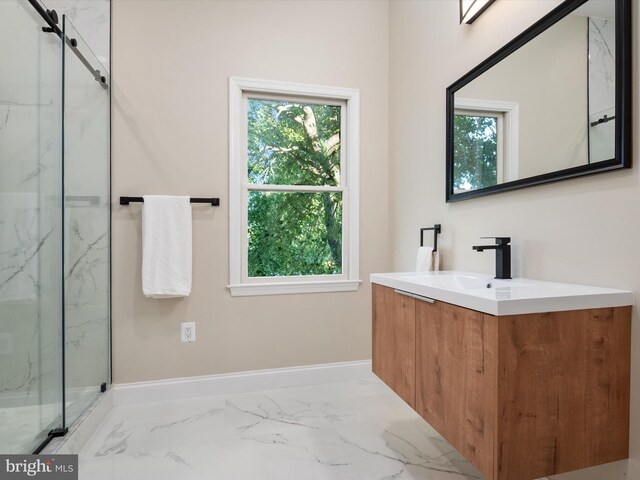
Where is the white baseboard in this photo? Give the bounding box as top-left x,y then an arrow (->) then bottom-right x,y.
112,359 -> 373,406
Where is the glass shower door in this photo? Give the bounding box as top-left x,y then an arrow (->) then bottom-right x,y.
62,16 -> 111,428
0,0 -> 64,454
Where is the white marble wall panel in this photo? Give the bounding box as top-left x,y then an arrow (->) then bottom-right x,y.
44,0 -> 110,70
1,0 -> 110,452
588,17 -> 616,163
0,0 -> 64,453
64,203 -> 110,396
62,18 -> 111,426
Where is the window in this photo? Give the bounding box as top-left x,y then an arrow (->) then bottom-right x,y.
229,78 -> 360,296
453,98 -> 519,193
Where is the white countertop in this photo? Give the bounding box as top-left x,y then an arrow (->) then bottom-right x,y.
370,271 -> 634,316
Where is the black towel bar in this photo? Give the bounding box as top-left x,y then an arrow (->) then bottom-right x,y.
420,224 -> 442,252
119,196 -> 220,206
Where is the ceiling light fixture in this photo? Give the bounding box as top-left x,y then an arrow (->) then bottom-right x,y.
460,0 -> 495,24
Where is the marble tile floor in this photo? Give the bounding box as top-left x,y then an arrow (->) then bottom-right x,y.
78,374 -> 484,480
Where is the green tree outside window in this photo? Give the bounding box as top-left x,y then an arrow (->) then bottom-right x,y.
453,114 -> 498,191
247,99 -> 343,277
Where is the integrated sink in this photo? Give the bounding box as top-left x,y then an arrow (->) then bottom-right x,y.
370,271 -> 633,316
396,273 -> 535,290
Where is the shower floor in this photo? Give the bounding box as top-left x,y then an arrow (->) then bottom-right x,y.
0,387 -> 99,454
77,374 -> 482,480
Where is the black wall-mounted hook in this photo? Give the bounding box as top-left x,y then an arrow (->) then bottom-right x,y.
420,224 -> 442,252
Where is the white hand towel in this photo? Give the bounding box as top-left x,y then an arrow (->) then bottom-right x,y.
142,195 -> 192,298
416,246 -> 440,272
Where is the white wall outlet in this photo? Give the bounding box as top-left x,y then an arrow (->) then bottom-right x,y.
181,322 -> 196,343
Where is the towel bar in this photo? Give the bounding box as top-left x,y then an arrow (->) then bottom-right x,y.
119,196 -> 220,206
420,224 -> 441,252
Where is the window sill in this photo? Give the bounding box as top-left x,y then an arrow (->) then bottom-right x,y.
228,280 -> 362,297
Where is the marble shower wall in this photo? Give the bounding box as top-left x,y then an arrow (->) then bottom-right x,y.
45,0 -> 110,69
588,16 -> 616,163
0,0 -> 110,453
0,0 -> 64,453
62,16 -> 111,427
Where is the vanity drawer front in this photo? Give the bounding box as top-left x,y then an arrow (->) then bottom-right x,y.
372,284 -> 416,408
496,307 -> 631,480
416,299 -> 498,479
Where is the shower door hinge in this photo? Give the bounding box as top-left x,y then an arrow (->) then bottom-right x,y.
49,427 -> 68,438
100,382 -> 107,393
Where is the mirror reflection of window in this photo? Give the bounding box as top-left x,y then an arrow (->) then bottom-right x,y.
447,0 -> 630,202
453,112 -> 499,192
453,98 -> 519,192
455,13 -> 590,183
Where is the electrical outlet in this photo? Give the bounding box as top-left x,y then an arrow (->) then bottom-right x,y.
181,322 -> 196,343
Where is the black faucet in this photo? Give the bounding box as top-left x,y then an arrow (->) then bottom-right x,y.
472,237 -> 512,279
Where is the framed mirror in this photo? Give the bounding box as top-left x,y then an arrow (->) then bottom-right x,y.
446,0 -> 631,202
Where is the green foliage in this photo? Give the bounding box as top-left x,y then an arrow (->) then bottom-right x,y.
247,99 -> 343,277
248,192 -> 342,277
453,114 -> 498,191
248,99 -> 341,186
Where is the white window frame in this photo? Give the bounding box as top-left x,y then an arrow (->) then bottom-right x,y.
228,77 -> 360,297
454,98 -> 520,185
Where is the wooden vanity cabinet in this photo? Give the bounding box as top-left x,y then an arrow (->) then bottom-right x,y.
372,284 -> 416,408
372,284 -> 631,480
416,298 -> 498,477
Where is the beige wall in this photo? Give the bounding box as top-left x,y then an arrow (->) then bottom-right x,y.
389,1 -> 639,478
111,0 -> 389,383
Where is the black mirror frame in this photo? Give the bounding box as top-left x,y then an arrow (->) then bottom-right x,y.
446,0 -> 632,203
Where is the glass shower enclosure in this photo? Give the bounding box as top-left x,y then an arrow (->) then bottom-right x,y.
0,0 -> 110,454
